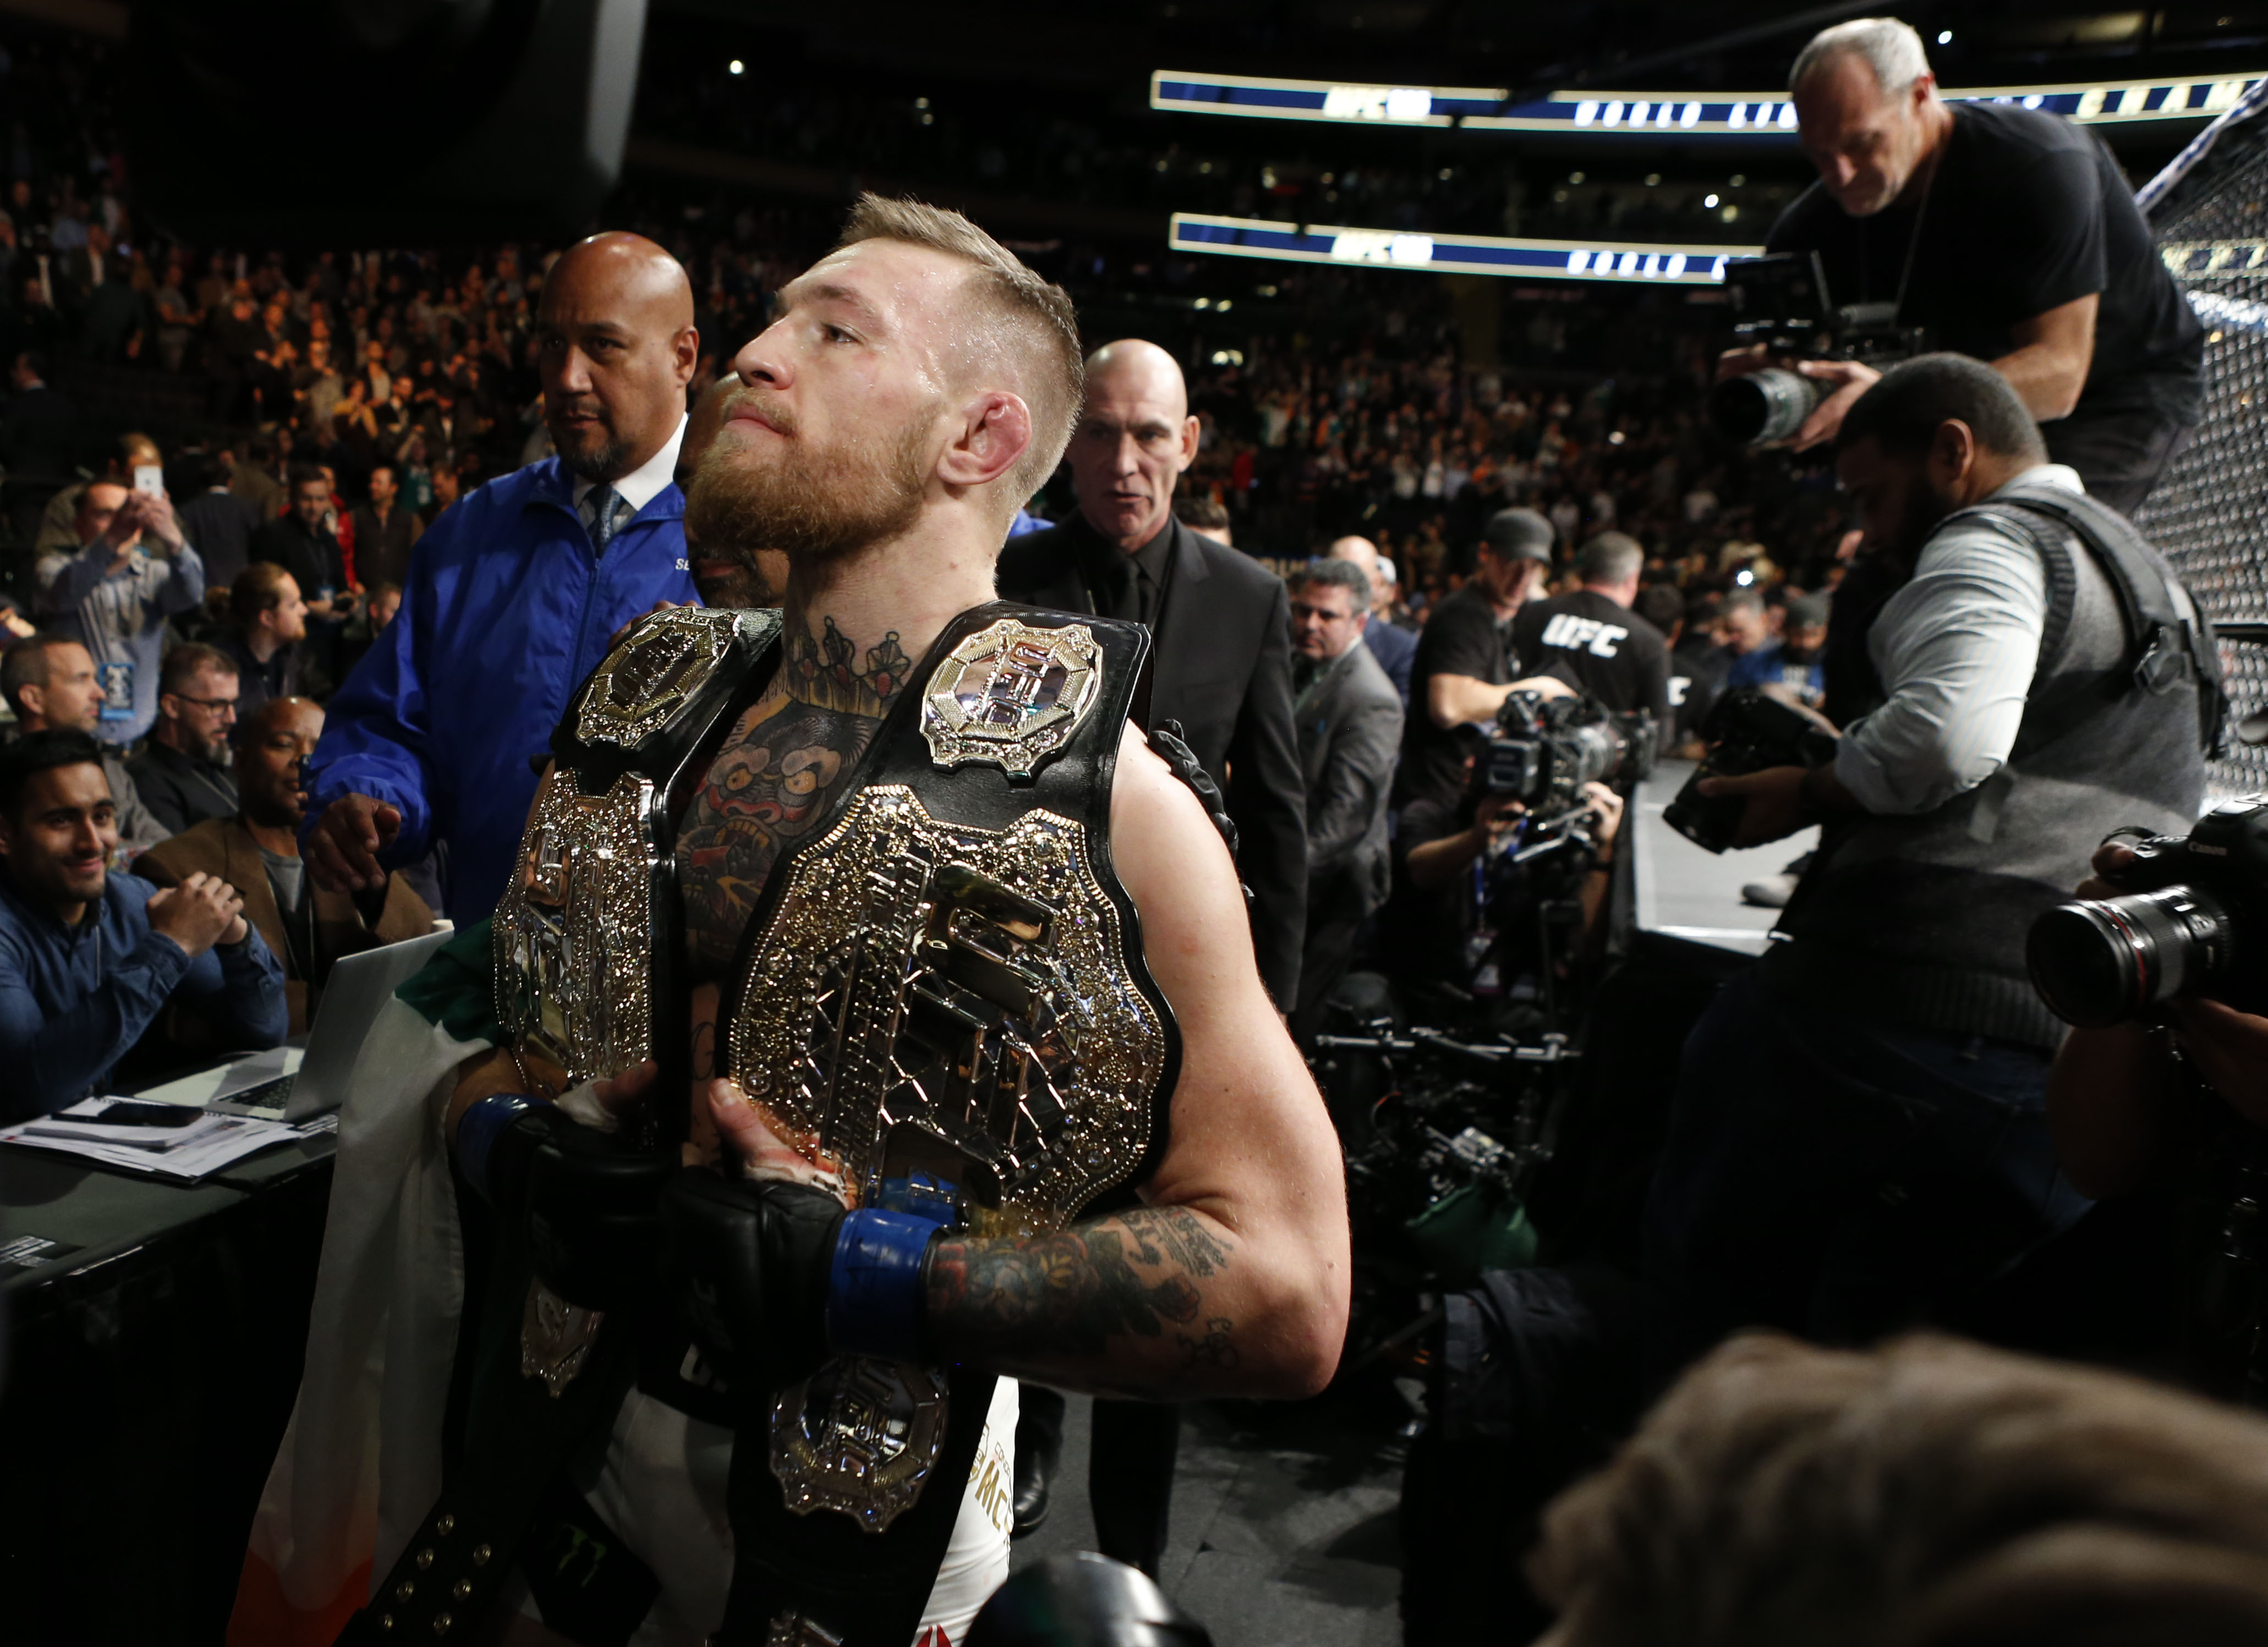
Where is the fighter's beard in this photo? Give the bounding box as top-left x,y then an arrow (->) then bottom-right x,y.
682,394 -> 933,569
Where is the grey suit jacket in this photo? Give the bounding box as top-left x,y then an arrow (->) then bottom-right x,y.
1295,635 -> 1403,916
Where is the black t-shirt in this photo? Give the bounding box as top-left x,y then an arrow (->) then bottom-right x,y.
1670,639 -> 1733,739
1768,102 -> 2204,426
1397,585 -> 1511,811
1510,589 -> 1672,722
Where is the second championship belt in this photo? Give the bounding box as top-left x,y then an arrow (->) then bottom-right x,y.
346,606 -> 784,1646
717,603 -> 1181,1647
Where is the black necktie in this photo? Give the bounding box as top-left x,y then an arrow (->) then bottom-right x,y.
1098,549 -> 1142,623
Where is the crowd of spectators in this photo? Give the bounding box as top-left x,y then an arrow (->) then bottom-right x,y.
0,25 -> 1854,1127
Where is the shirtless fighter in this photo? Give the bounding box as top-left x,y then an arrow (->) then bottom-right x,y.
368,197 -> 1346,1647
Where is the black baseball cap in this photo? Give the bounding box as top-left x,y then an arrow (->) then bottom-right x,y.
1482,508 -> 1555,563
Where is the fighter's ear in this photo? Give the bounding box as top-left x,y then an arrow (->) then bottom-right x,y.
939,390 -> 1033,492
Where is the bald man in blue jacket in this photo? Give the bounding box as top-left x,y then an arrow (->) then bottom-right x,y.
300,235 -> 700,923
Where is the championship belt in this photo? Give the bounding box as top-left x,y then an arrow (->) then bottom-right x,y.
497,604 -> 785,1133
345,607 -> 784,1646
715,603 -> 1180,1647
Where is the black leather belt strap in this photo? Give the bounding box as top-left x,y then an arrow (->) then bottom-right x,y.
336,1310 -> 641,1644
715,1368 -> 999,1647
708,603 -> 1175,1646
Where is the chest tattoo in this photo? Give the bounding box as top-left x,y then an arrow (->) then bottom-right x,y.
676,618 -> 911,980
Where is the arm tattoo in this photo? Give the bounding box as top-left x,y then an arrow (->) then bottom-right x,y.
675,618 -> 909,978
925,1207 -> 1237,1371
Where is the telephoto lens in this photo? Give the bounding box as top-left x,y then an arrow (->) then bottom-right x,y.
1707,366 -> 1823,446
2028,884 -> 2239,1028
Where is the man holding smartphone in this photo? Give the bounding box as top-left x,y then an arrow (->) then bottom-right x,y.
34,473 -> 205,747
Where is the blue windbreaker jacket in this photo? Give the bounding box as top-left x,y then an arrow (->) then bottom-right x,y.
300,456 -> 698,925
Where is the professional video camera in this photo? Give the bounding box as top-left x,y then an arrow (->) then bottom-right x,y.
2029,797 -> 2268,1027
1476,689 -> 1657,821
1663,687 -> 1839,854
1706,251 -> 1927,446
1314,1001 -> 1581,1325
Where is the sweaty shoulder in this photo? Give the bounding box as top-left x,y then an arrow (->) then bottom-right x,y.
1108,721 -> 1261,1009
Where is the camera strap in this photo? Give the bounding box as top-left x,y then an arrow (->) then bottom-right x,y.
1959,484 -> 2227,759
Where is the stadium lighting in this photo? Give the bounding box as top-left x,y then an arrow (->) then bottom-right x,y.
1169,211 -> 1762,283
1151,67 -> 2264,134
728,59 -> 744,75
1938,30 -> 1953,44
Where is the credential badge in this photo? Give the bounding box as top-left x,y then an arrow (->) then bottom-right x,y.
921,619 -> 1102,778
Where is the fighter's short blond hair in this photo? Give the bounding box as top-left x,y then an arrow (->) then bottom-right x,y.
835,194 -> 1084,507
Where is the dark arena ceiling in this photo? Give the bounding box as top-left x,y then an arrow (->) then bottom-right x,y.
656,0 -> 2268,100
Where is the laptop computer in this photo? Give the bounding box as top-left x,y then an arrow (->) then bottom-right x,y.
199,928 -> 452,1121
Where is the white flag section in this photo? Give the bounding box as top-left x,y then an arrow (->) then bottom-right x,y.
226,986 -> 1016,1646
229,991 -> 478,1645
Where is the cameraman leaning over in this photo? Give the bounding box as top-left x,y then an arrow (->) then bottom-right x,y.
1393,506 -> 1567,815
1743,18 -> 2203,513
1647,354 -> 2215,1377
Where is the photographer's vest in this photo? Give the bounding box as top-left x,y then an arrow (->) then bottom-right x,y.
1767,479 -> 2222,1050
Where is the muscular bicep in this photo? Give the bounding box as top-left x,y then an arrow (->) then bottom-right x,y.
1109,725 -> 1345,1234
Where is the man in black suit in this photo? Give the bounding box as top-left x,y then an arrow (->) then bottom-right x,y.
995,336 -> 1308,1574
996,338 -> 1306,1004
1286,558 -> 1403,1043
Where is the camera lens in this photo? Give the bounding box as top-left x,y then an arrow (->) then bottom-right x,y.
1707,367 -> 1823,446
2027,884 -> 2238,1027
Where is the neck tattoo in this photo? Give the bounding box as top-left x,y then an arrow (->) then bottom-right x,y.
675,613 -> 913,980
783,615 -> 913,717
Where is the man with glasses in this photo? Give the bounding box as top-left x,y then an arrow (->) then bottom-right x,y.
128,643 -> 241,836
1286,558 -> 1403,1041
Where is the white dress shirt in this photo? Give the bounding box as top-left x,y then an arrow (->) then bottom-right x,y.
1834,463 -> 2082,817
571,412 -> 688,542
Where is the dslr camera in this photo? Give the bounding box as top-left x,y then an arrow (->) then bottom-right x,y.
1706,251 -> 1926,446
1663,687 -> 1840,854
2029,797 -> 2268,1028
1475,689 -> 1656,819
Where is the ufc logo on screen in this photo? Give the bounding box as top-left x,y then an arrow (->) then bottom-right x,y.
1540,614 -> 1629,658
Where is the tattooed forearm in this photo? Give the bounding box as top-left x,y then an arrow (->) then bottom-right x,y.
1179,1318 -> 1239,1371
925,1207 -> 1242,1394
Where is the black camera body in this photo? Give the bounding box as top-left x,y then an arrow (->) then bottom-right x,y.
2029,797 -> 2268,1028
1663,688 -> 1839,854
1706,251 -> 1927,446
1476,690 -> 1656,819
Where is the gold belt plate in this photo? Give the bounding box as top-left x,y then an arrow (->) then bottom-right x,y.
494,767 -> 660,1087
727,784 -> 1168,1229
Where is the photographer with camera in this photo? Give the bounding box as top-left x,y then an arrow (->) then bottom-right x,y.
2045,833 -> 2268,1203
1646,354 -> 2217,1377
1728,18 -> 2202,512
2035,822 -> 2268,1399
1393,507 -> 1563,816
1380,683 -> 1645,1001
